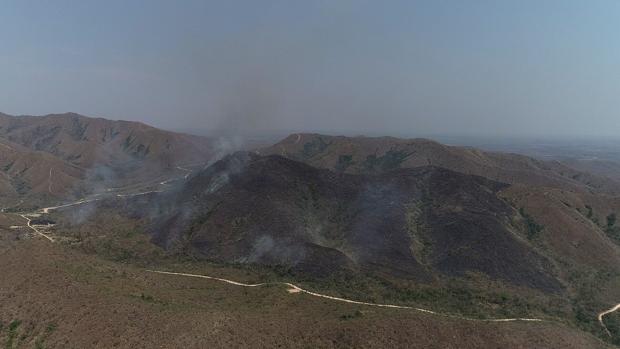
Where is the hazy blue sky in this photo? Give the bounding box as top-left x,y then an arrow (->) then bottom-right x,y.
1,1 -> 619,137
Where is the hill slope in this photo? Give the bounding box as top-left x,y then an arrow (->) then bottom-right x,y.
116,153 -> 559,293
260,133 -> 620,194
0,137 -> 84,202
0,112 -> 214,204
0,240 -> 610,349
51,150 -> 620,344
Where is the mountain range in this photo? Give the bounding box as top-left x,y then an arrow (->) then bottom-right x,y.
4,113 -> 620,346
0,112 -> 213,207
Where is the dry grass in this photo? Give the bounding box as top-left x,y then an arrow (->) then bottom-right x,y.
0,238 -> 612,349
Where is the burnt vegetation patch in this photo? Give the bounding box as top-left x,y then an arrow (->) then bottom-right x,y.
30,218 -> 55,225
127,153 -> 563,294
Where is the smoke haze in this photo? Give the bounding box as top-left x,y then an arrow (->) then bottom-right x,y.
1,1 -> 619,138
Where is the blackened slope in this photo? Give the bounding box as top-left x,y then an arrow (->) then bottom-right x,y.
154,153 -> 407,278
417,168 -> 560,291
148,153 -> 560,291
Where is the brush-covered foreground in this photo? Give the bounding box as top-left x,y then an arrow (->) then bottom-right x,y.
0,234 -> 612,349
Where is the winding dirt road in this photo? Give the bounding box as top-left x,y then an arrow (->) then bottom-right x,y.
41,198 -> 102,214
116,190 -> 163,198
147,270 -> 544,323
598,303 -> 620,336
42,164 -> 195,212
15,164 -> 196,238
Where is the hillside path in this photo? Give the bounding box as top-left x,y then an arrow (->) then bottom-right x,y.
147,270 -> 544,323
598,303 -> 620,336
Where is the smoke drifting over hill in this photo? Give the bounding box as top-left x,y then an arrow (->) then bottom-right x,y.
2,1 -> 620,138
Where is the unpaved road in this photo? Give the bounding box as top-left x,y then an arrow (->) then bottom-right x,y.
13,164 -> 197,240
147,270 -> 544,323
176,166 -> 192,179
116,190 -> 163,198
41,165 -> 194,212
41,197 -> 103,214
19,214 -> 54,242
598,303 -> 620,336
40,188 -> 164,212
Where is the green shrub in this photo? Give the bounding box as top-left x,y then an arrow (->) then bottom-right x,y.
363,149 -> 411,172
604,311 -> 620,345
585,205 -> 594,219
5,320 -> 21,349
607,213 -> 617,228
336,155 -> 354,172
519,208 -> 544,240
339,310 -> 364,320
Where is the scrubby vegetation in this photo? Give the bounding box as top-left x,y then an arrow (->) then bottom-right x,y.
582,204 -> 602,225
34,323 -> 56,349
5,320 -> 21,349
604,311 -> 620,346
605,213 -> 620,245
577,207 -> 620,245
519,207 -> 544,240
301,137 -> 331,158
363,149 -> 412,172
335,154 -> 354,172
339,310 -> 364,320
